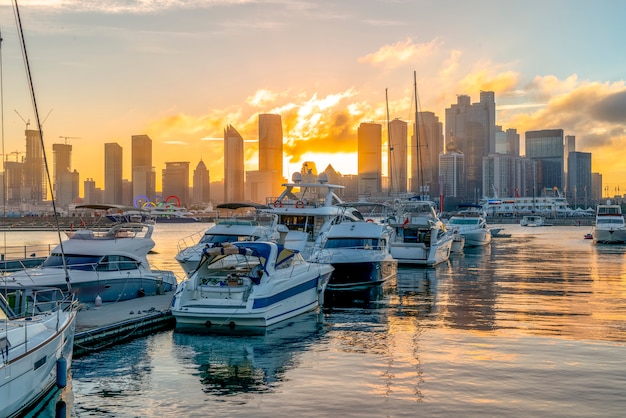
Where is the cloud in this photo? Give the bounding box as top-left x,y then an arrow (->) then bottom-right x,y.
358,38 -> 442,69
590,90 -> 626,123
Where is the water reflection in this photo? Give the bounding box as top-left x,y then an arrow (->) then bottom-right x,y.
171,311 -> 326,395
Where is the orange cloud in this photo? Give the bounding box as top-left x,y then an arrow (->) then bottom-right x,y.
358,38 -> 442,69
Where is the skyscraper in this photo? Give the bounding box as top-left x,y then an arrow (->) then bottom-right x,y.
224,125 -> 245,202
388,118 -> 407,194
445,92 -> 496,199
414,111 -> 443,198
357,122 -> 382,196
23,129 -> 46,202
162,162 -> 190,206
52,142 -> 72,206
258,114 -> 284,197
525,129 -> 564,195
192,159 -> 210,205
131,134 -> 155,203
104,143 -> 123,205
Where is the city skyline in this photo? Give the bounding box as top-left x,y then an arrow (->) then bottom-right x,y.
0,1 -> 625,192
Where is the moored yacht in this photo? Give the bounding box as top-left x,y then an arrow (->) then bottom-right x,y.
310,220 -> 397,289
268,172 -> 361,259
388,200 -> 454,266
171,242 -> 333,330
592,201 -> 626,244
445,205 -> 492,247
1,223 -> 177,306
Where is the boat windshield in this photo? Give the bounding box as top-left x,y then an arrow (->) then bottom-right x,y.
449,218 -> 479,225
597,218 -> 624,224
42,253 -> 103,270
199,234 -> 255,244
323,238 -> 382,250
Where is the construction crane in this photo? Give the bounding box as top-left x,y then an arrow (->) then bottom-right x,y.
58,136 -> 81,144
14,110 -> 30,129
0,151 -> 25,162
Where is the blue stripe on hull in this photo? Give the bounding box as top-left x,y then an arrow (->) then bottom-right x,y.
252,276 -> 319,309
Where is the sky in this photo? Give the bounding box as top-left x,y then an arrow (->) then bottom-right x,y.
1,0 -> 625,197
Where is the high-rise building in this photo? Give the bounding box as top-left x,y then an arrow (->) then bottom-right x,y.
525,129 -> 564,195
357,122 -> 382,196
23,129 -> 46,202
192,159 -> 210,205
131,134 -> 155,202
162,162 -> 190,206
482,154 -> 536,199
507,128 -> 520,157
52,142 -> 72,207
591,172 -> 602,202
258,114 -> 284,198
388,118 -> 407,195
224,125 -> 245,202
568,151 -> 592,208
564,135 -> 576,195
439,145 -> 465,203
445,92 -> 496,199
104,143 -> 123,205
413,111 -> 443,198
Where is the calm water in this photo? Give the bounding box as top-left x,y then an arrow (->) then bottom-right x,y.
9,223 -> 626,417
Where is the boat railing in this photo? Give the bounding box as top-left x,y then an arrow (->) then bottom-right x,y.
2,287 -> 74,318
0,244 -> 53,261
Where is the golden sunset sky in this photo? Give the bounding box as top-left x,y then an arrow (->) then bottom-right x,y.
1,0 -> 625,195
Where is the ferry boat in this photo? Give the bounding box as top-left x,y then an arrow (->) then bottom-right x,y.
481,196 -> 570,217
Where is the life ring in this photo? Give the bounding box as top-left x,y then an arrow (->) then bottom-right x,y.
366,219 -> 374,223
295,201 -> 305,209
69,222 -> 74,230
80,220 -> 86,228
274,200 -> 282,208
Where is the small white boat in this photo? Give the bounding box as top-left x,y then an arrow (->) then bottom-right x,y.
520,215 -> 545,227
446,205 -> 492,247
2,223 -> 177,305
388,200 -> 454,266
175,203 -> 279,276
310,220 -> 397,289
171,241 -> 333,330
148,204 -> 199,223
0,290 -> 76,418
592,201 -> 626,244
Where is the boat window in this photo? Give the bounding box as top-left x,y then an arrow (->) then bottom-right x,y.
96,255 -> 139,271
199,234 -> 254,244
324,238 -> 380,249
449,218 -> 479,225
280,215 -> 315,235
42,253 -> 102,270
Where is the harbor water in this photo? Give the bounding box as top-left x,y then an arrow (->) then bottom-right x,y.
7,223 -> 626,417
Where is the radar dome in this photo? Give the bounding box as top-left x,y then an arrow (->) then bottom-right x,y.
292,172 -> 303,183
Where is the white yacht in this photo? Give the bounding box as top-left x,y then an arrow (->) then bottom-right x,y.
175,203 -> 279,277
269,172 -> 361,259
310,220 -> 397,289
1,290 -> 76,418
592,201 -> 626,244
388,200 -> 454,266
171,242 -> 333,330
446,205 -> 492,247
2,223 -> 177,305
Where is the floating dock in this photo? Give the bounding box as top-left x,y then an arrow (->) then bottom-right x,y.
73,293 -> 175,358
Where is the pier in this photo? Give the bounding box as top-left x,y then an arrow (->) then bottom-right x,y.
73,293 -> 175,358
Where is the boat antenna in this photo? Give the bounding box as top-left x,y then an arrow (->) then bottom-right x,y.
13,0 -> 71,290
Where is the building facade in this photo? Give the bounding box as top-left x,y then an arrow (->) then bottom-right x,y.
104,142 -> 123,205
357,122 -> 382,196
224,125 -> 245,202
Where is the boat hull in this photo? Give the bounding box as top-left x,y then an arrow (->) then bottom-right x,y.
390,234 -> 453,266
592,227 -> 626,244
0,310 -> 76,418
326,260 -> 397,289
461,230 -> 492,247
172,273 -> 331,330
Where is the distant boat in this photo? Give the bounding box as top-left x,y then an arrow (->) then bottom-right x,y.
520,215 -> 545,227
445,205 -> 492,247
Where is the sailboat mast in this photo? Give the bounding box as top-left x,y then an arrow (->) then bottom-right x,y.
386,88 -> 392,195
413,70 -> 423,197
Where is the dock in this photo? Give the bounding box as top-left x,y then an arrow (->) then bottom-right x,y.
73,293 -> 176,358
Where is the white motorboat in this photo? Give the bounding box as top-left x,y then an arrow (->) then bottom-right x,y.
520,215 -> 545,227
310,220 -> 397,289
0,289 -> 76,418
446,205 -> 492,247
592,201 -> 626,244
269,172 -> 361,259
171,241 -> 333,330
175,202 -> 279,276
148,204 -> 199,223
388,200 -> 454,266
2,223 -> 177,305
337,201 -> 395,225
